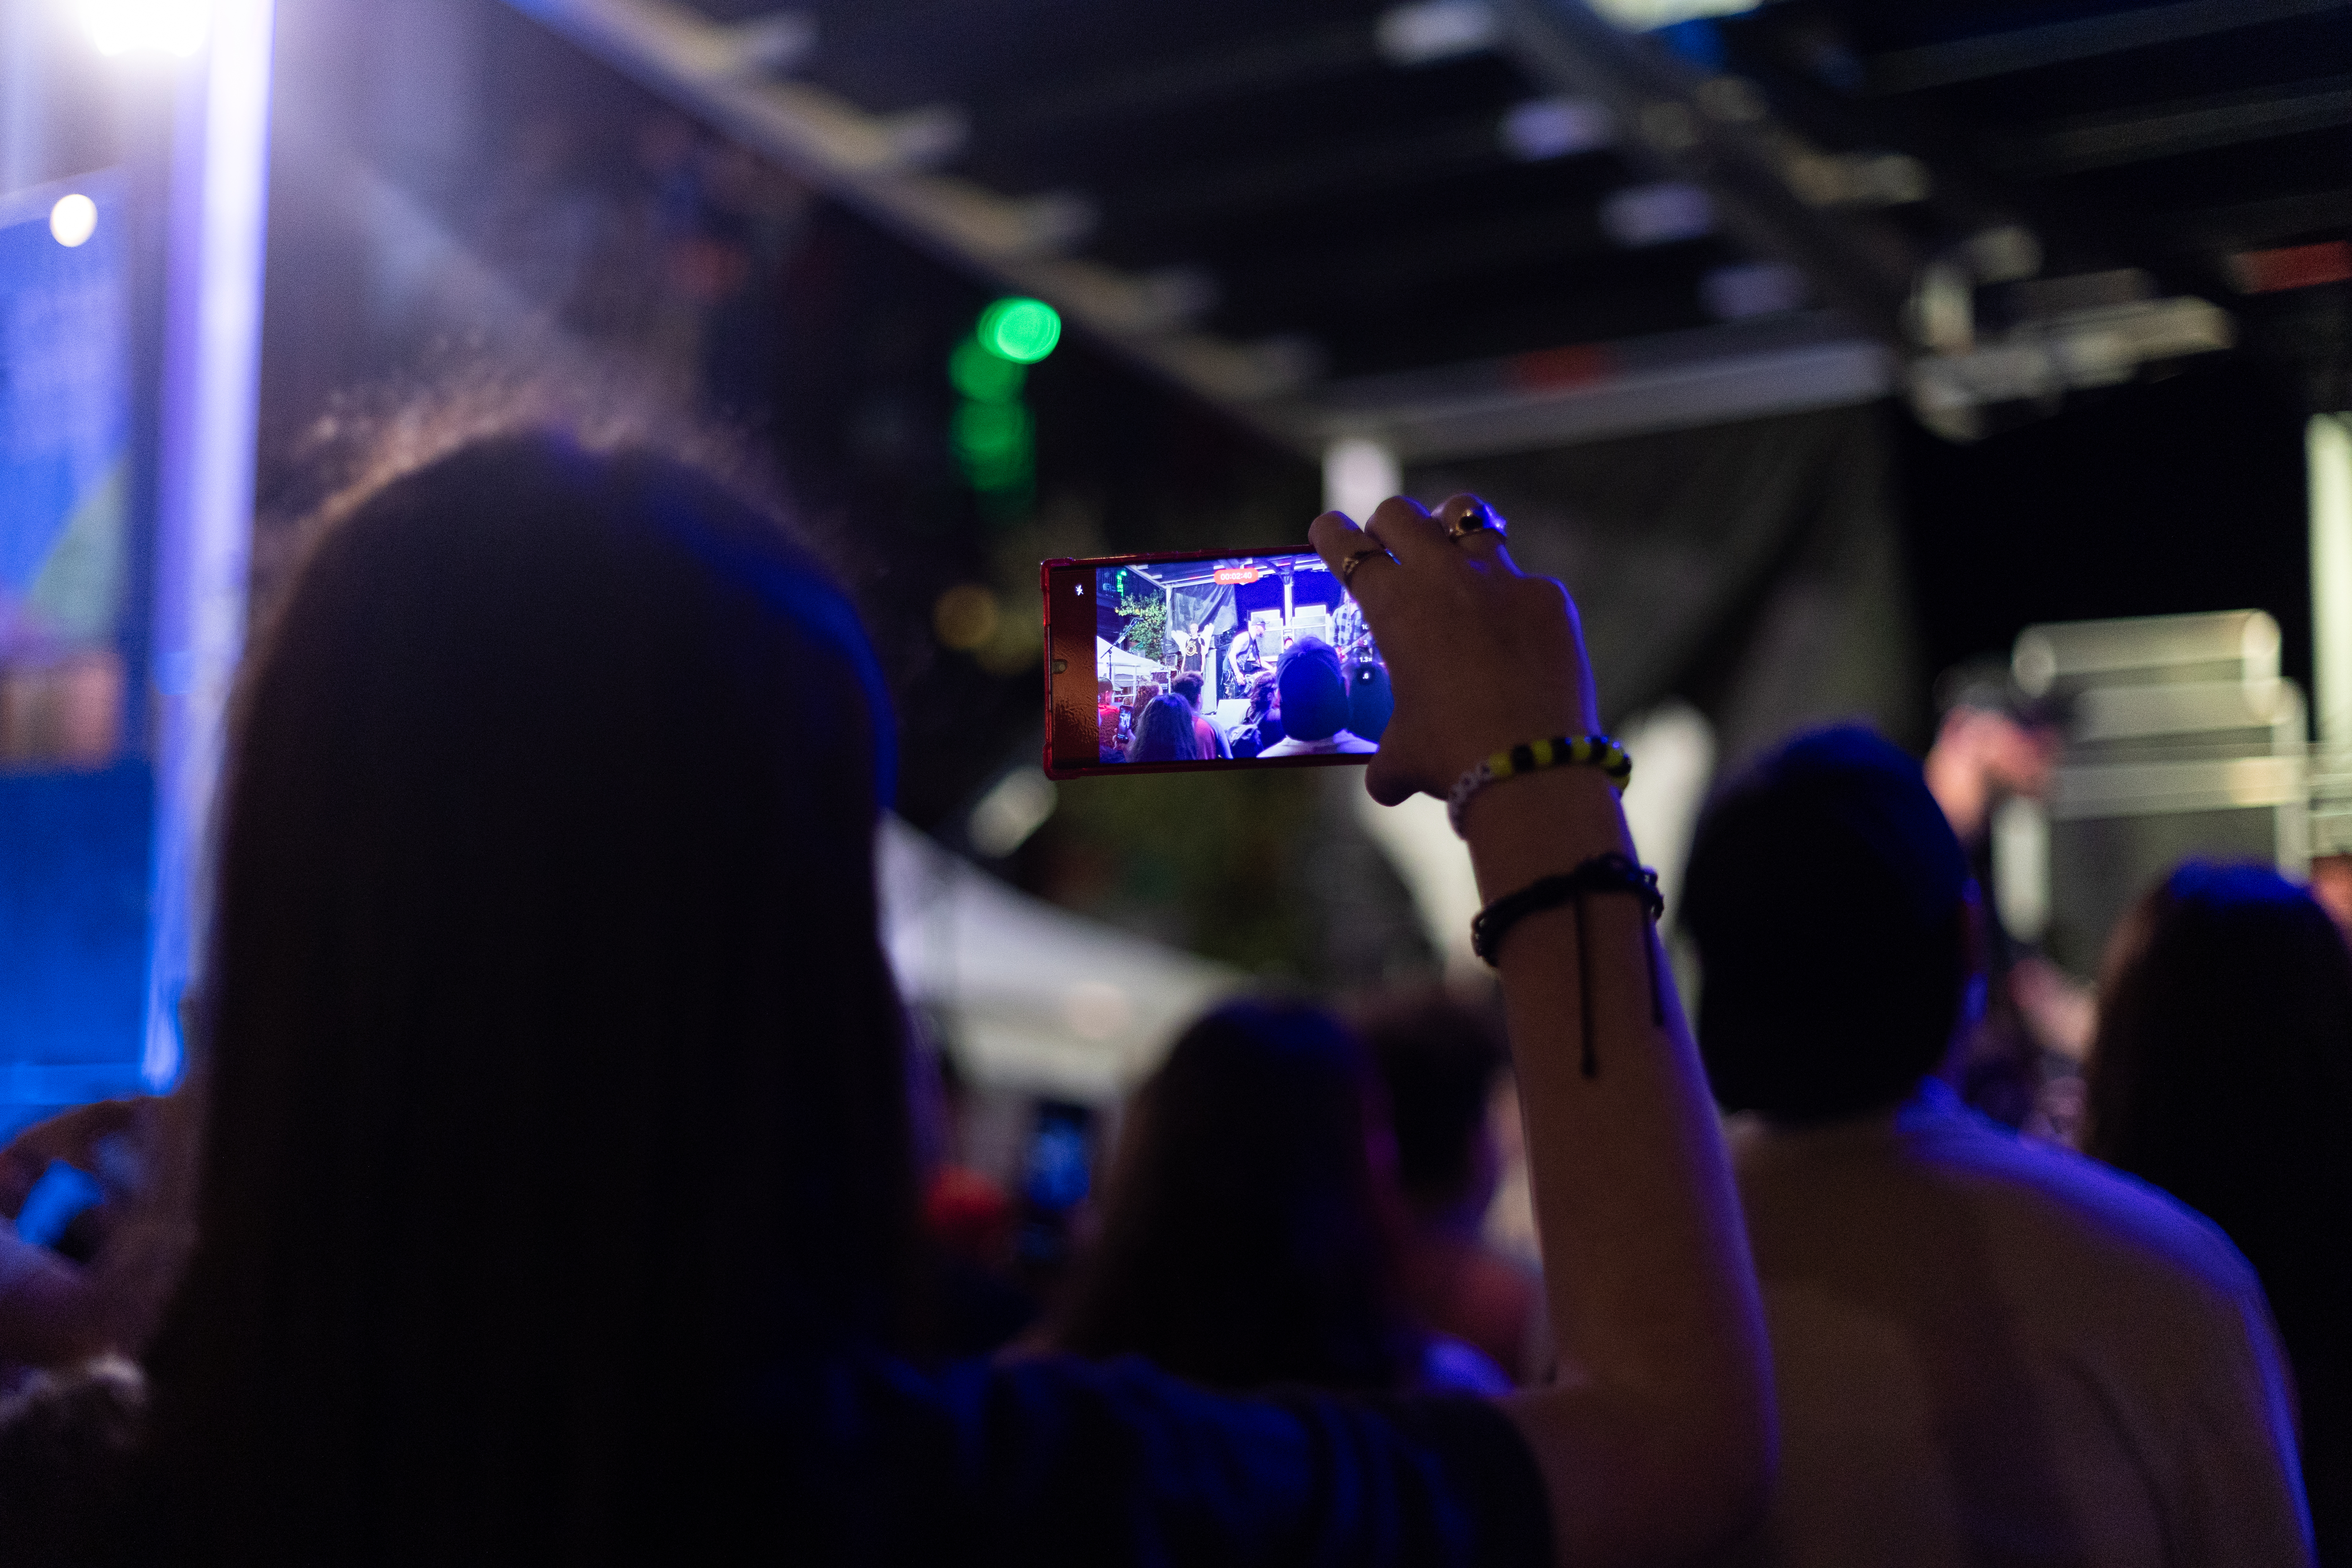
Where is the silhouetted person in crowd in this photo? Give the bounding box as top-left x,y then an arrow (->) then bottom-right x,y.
1236,666 -> 1282,755
1096,679 -> 1123,760
1350,657 -> 1394,744
1053,1000 -> 1508,1395
0,1115 -> 123,1372
1123,693 -> 1200,764
2085,862 -> 2352,1564
911,1047 -> 1036,1361
1167,672 -> 1228,759
1357,988 -> 1545,1383
1922,666 -> 2080,1127
46,450 -> 1769,1565
1681,726 -> 2311,1567
0,1095 -> 182,1385
1257,636 -> 1375,757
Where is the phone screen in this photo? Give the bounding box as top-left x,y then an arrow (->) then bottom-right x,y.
1041,547 -> 1388,779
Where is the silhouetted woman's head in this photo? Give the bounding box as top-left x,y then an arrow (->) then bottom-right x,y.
1274,637 -> 1350,742
1125,694 -> 1201,763
148,432 -> 916,1559
2085,861 -> 2352,1461
1054,1000 -> 1413,1393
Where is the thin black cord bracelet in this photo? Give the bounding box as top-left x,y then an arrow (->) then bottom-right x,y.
1470,852 -> 1665,1078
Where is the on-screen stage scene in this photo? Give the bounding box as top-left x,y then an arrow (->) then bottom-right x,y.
1090,553 -> 1388,765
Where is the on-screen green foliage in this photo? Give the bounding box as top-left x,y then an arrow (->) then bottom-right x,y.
1114,593 -> 1167,665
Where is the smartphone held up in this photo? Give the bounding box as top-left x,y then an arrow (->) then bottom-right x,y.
1042,547 -> 1390,779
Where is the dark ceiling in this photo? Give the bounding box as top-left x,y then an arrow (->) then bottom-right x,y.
603,0 -> 2350,417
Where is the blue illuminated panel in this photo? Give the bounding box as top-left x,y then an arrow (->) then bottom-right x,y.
0,172 -> 147,1135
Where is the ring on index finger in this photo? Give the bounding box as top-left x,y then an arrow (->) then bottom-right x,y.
1339,545 -> 1395,590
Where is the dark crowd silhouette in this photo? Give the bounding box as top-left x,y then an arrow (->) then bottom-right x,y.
0,432 -> 2333,1568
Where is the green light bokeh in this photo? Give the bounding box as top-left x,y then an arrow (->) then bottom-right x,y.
950,337 -> 1025,402
979,297 -> 1062,363
951,400 -> 1033,491
952,400 -> 1029,458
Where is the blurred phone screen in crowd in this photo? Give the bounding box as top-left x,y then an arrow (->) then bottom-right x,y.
1015,1100 -> 1094,1274
14,1160 -> 105,1250
1041,548 -> 1390,779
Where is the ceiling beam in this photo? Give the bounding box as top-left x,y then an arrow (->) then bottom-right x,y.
970,22 -> 1381,136
503,0 -> 2236,456
2000,74 -> 2352,177
2166,187 -> 2352,250
501,0 -> 1319,447
1292,312 -> 1892,460
1867,0 -> 2350,96
500,0 -> 1902,459
1496,0 -> 1924,347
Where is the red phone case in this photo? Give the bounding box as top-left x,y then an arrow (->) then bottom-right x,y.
1041,547 -> 1378,781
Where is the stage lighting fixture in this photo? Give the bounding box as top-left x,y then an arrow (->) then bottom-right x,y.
49,193 -> 98,247
73,0 -> 214,56
979,297 -> 1061,363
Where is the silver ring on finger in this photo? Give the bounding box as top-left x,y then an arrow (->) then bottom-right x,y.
1445,501 -> 1506,541
1339,545 -> 1395,589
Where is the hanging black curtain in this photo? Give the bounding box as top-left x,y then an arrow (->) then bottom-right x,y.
1167,581 -> 1238,640
1411,402 -> 1923,768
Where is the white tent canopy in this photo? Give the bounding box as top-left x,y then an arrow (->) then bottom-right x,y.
1096,635 -> 1161,686
878,817 -> 1237,1103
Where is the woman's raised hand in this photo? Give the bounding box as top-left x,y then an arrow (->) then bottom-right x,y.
1310,494 -> 1599,808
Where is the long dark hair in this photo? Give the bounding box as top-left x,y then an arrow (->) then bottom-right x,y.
1053,1000 -> 1415,1392
2084,861 -> 2352,1517
1125,694 -> 1200,763
141,433 -> 918,1559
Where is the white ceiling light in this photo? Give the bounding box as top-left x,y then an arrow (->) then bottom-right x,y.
49,193 -> 99,247
73,0 -> 214,56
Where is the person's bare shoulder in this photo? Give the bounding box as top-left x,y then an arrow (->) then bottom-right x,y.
1903,1108 -> 2266,1315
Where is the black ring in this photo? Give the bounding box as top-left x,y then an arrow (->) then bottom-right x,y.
1447,502 -> 1505,540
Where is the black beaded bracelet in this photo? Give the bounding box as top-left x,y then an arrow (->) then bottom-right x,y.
1470,851 -> 1665,1078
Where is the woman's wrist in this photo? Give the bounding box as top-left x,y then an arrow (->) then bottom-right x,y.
1462,764 -> 1632,904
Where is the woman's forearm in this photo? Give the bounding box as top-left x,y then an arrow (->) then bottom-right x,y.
1298,496 -> 1771,1563
1474,767 -> 1773,1566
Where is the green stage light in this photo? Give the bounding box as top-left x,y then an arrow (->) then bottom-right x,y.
979,297 -> 1061,363
950,336 -> 1025,402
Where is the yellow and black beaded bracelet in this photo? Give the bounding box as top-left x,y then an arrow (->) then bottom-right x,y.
1446,733 -> 1632,837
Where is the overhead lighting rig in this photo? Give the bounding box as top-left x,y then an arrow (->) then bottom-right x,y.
1497,0 -> 2241,439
